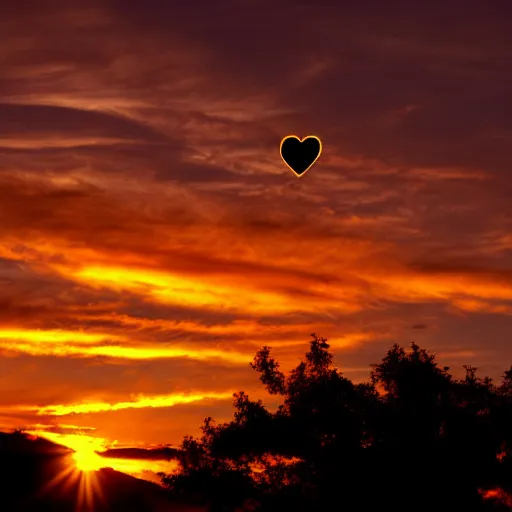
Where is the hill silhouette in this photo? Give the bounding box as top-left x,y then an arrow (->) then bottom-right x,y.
0,430 -> 202,511
160,335 -> 512,512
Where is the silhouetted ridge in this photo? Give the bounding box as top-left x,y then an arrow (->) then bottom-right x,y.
0,430 -> 72,455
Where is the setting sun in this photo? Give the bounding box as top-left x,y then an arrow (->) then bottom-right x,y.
28,431 -> 110,473
73,448 -> 107,473
26,429 -> 179,483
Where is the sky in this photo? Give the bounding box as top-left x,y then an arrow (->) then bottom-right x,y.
1,0 -> 512,480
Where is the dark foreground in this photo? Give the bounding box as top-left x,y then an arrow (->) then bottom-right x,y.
0,431 -> 202,512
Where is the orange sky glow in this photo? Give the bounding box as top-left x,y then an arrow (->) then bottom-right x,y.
1,0 -> 512,482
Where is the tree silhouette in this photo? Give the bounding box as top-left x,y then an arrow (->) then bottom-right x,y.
161,334 -> 512,512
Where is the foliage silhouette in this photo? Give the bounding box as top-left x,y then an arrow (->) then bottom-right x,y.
160,334 -> 512,511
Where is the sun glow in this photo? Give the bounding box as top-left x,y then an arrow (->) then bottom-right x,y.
38,463 -> 104,511
29,431 -> 108,511
27,430 -> 180,482
28,431 -> 110,472
73,448 -> 108,473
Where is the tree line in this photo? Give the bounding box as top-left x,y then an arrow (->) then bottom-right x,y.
160,335 -> 512,512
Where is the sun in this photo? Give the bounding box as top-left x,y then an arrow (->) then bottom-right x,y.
34,452 -> 106,511
72,448 -> 107,473
25,430 -> 113,510
58,433 -> 109,473
27,430 -> 110,473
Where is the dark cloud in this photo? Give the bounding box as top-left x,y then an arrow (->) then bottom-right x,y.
98,447 -> 179,461
0,103 -> 167,143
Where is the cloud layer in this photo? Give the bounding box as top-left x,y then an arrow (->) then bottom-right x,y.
1,0 -> 512,456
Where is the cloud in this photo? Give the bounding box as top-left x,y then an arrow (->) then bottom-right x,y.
1,0 -> 512,452
98,446 -> 179,461
10,391 -> 233,416
0,328 -> 251,364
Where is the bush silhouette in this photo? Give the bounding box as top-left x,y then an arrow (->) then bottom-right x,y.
161,335 -> 512,512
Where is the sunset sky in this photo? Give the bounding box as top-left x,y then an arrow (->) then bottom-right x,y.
1,0 -> 512,479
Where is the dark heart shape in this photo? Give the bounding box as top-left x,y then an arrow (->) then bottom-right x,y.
280,135 -> 322,177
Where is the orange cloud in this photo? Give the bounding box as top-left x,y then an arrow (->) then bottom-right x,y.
1,0 -> 512,456
8,391 -> 233,416
0,328 -> 250,364
71,265 -> 308,314
0,328 -> 119,344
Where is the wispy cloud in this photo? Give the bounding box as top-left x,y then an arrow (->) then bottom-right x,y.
8,391 -> 233,416
0,328 -> 250,364
1,0 -> 511,454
